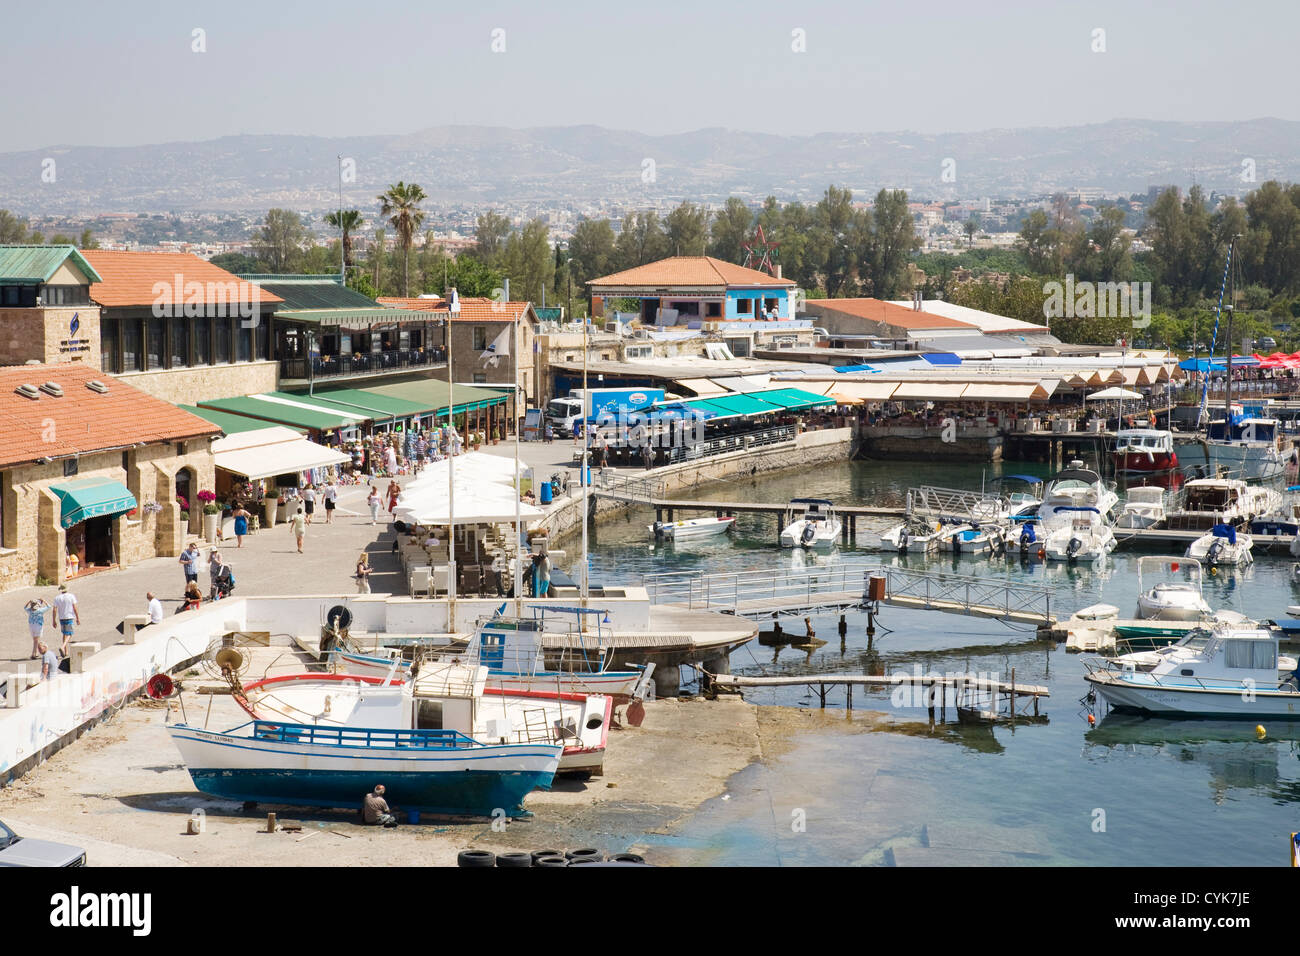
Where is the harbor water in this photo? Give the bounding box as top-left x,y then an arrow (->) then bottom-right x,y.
578,459 -> 1300,866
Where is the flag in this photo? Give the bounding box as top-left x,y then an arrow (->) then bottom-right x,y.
480,324 -> 510,366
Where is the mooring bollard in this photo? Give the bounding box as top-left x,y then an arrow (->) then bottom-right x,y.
266,812 -> 277,833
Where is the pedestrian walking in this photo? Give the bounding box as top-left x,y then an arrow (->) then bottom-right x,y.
230,505 -> 250,547
388,481 -> 401,514
208,549 -> 225,601
302,484 -> 317,524
179,542 -> 202,589
324,480 -> 338,523
290,508 -> 306,553
367,487 -> 382,525
355,553 -> 372,594
52,584 -> 79,655
24,597 -> 50,659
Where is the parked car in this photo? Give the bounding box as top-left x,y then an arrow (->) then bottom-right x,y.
1261,336 -> 1278,350
0,819 -> 85,866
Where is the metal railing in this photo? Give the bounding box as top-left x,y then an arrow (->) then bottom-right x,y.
281,347 -> 447,380
871,566 -> 1053,622
595,472 -> 667,502
644,560 -> 874,613
250,720 -> 479,749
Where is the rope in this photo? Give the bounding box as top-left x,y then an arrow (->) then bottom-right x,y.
1198,238 -> 1236,425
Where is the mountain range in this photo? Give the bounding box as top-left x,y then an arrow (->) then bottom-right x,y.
1,119 -> 1296,215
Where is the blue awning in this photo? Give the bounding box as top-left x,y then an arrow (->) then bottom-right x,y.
920,353 -> 962,366
49,478 -> 137,529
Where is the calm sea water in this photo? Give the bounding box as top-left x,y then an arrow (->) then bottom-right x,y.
574,459 -> 1300,866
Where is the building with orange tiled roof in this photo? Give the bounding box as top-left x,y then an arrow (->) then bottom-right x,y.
82,250 -> 285,405
0,362 -> 220,593
587,255 -> 796,326
803,297 -> 977,343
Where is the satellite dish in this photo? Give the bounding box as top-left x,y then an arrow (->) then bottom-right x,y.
214,647 -> 244,673
146,673 -> 176,700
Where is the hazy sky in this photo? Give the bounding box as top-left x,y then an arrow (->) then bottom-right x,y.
3,0 -> 1293,151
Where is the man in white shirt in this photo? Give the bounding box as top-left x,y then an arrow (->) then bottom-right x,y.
147,592 -> 164,625
52,585 -> 79,655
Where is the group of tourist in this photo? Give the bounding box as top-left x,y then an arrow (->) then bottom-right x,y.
337,425 -> 465,483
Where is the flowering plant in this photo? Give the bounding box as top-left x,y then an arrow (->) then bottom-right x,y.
176,495 -> 190,511
197,489 -> 217,503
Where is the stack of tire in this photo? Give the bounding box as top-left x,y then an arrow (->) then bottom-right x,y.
457,847 -> 647,867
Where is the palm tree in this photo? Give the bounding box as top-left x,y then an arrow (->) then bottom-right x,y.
377,182 -> 427,296
324,209 -> 364,269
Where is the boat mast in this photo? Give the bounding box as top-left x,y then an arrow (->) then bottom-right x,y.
1199,234 -> 1238,429
447,293 -> 459,632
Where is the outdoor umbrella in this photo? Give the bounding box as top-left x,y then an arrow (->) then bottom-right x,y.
1085,387 -> 1143,401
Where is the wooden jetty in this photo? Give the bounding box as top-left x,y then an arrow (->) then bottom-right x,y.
709,667 -> 1048,717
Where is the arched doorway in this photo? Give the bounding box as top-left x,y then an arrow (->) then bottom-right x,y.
175,467 -> 196,534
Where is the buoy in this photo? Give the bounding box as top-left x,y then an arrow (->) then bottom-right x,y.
1087,713 -> 1095,726
1256,724 -> 1266,737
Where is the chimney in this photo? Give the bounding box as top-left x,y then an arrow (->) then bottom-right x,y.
503,278 -> 510,304
775,264 -> 783,279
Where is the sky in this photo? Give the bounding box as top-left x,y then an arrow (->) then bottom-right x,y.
2,0 -> 1294,152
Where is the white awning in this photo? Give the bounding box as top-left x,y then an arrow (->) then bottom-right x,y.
959,382 -> 1048,401
822,381 -> 900,402
675,377 -> 729,398
890,382 -> 969,400
213,427 -> 351,480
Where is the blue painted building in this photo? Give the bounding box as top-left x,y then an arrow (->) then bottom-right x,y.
588,256 -> 796,327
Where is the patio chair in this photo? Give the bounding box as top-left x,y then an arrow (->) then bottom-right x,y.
430,565 -> 450,596
408,565 -> 432,598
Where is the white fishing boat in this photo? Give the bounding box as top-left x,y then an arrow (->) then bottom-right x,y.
167,664 -> 566,817
330,605 -> 648,702
1116,486 -> 1166,529
1135,556 -> 1211,621
1042,507 -> 1116,562
1038,462 -> 1120,531
649,515 -> 735,540
1113,628 -> 1297,678
236,661 -> 612,775
1250,484 -> 1300,536
779,498 -> 842,550
1185,523 -> 1254,568
1204,415 -> 1288,481
939,522 -> 1007,554
1084,625 -> 1300,718
878,515 -> 949,554
1165,478 -> 1279,531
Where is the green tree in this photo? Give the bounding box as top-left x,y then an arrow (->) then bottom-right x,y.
500,218 -> 553,305
612,211 -> 669,271
963,216 -> 979,248
863,189 -> 919,299
377,181 -> 427,297
446,254 -> 503,298
709,197 -> 754,264
210,252 -> 261,274
418,231 -> 450,294
78,227 -> 98,250
0,209 -> 26,243
663,201 -> 709,256
254,208 -> 309,273
567,218 -> 616,284
474,210 -> 512,264
324,209 -> 365,268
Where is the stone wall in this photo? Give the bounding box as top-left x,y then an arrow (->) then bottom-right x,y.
0,442 -> 216,594
0,305 -> 101,367
112,361 -> 278,404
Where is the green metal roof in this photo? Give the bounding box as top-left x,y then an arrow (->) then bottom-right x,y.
240,275 -> 379,311
302,387 -> 434,418
273,307 -> 445,327
197,395 -> 362,432
177,404 -> 306,436
0,244 -> 102,284
697,393 -> 783,417
744,387 -> 835,411
363,379 -> 509,416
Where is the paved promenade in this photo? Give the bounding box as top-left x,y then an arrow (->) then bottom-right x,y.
0,484 -> 401,667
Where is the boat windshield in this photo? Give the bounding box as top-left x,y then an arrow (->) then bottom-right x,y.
1184,487 -> 1234,510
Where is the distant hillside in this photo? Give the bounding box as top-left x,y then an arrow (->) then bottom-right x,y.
1,119 -> 1296,214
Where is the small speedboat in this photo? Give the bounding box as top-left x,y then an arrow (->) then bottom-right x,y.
780,498 -> 842,550
1185,523 -> 1254,568
1116,486 -> 1166,529
1134,557 -> 1210,621
940,523 -> 1007,554
1085,624 -> 1300,718
879,516 -> 947,554
1042,507 -> 1116,562
650,516 -> 735,540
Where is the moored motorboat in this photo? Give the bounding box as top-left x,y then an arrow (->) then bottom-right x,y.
1116,486 -> 1166,529
1038,462 -> 1120,530
1084,624 -> 1300,718
1185,522 -> 1254,568
1042,507 -> 1116,562
1114,428 -> 1179,477
1249,485 -> 1300,536
1135,556 -> 1211,621
779,498 -> 842,550
649,516 -> 735,540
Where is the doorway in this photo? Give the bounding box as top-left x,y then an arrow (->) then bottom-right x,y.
66,516 -> 116,572
176,467 -> 196,533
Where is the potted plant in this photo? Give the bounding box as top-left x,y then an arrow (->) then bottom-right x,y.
262,487 -> 277,528
198,489 -> 220,542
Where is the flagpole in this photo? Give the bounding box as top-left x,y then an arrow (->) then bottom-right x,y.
581,310 -> 589,609
447,292 -> 458,633
513,304 -> 523,614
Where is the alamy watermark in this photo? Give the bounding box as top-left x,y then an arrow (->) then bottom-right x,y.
1042,275 -> 1151,329
151,273 -> 260,327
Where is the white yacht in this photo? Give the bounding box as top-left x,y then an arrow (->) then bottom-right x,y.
1084,625 -> 1300,718
1038,462 -> 1120,531
1115,486 -> 1166,529
649,515 -> 735,540
780,498 -> 842,550
1135,556 -> 1211,621
1111,628 -> 1297,679
1165,478 -> 1280,531
939,522 -> 1008,554
1041,506 -> 1116,562
1185,523 -> 1254,568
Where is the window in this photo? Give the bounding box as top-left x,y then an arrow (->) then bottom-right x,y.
1225,640 -> 1275,670
764,297 -> 779,314
472,373 -> 487,383
706,302 -> 721,317
473,326 -> 487,351
122,320 -> 142,371
147,318 -> 165,369
214,317 -> 231,364
170,317 -> 189,367
238,324 -> 252,362
100,317 -> 119,372
256,317 -> 269,359
193,315 -> 210,365
736,298 -> 754,315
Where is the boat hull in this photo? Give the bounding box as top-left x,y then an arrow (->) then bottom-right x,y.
1086,673 -> 1300,718
649,517 -> 734,540
168,725 -> 560,816
1203,442 -> 1287,481
1115,451 -> 1179,475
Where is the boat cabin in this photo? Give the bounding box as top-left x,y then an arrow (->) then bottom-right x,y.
1135,627 -> 1281,688
1166,479 -> 1248,531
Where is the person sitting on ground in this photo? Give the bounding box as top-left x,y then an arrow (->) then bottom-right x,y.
180,579 -> 203,613
363,784 -> 396,827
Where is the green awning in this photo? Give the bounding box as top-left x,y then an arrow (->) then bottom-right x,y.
197,395 -> 365,431
177,404 -> 306,436
304,387 -> 435,418
699,393 -> 782,417
362,380 -> 509,417
50,478 -> 137,529
745,387 -> 835,411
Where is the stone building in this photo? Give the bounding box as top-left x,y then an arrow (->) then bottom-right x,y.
0,363 -> 219,593
0,245 -> 102,368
